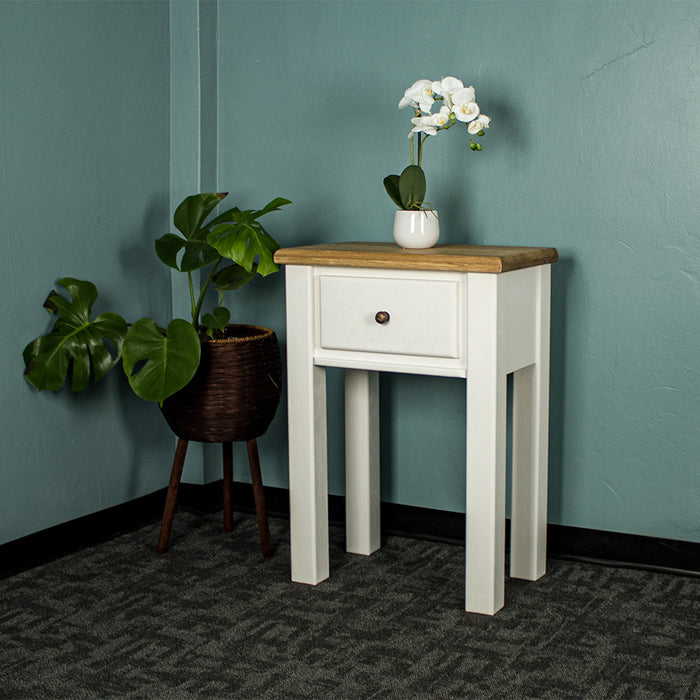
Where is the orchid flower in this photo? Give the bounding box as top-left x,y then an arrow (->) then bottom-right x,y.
409,115 -> 438,137
399,79 -> 434,113
431,77 -> 464,108
453,98 -> 480,123
386,75 -> 492,211
429,105 -> 452,128
468,114 -> 491,134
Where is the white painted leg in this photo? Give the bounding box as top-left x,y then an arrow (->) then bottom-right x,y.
284,266 -> 329,585
510,265 -> 551,581
345,369 -> 380,555
466,273 -> 507,615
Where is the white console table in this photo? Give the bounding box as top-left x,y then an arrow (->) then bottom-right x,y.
274,242 -> 558,615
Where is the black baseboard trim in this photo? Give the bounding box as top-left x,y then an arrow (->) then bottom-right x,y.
210,482 -> 700,578
0,490 -> 166,581
2,481 -> 698,580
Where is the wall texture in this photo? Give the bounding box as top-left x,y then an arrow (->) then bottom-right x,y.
2,0 -> 698,548
216,0 -> 700,543
0,1 -> 172,544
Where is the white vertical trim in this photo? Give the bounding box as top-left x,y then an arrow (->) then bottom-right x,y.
169,0 -> 204,482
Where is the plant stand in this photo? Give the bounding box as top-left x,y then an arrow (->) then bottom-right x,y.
157,437 -> 272,557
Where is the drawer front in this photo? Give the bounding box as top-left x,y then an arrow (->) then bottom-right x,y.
319,274 -> 460,358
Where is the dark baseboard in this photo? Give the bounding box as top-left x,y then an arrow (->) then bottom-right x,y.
0,490 -> 166,581
2,481 -> 698,580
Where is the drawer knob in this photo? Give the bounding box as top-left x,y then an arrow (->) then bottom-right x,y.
375,311 -> 390,325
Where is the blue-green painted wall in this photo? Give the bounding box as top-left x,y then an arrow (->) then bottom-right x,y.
217,0 -> 700,543
0,1 -> 172,544
1,1 -> 698,549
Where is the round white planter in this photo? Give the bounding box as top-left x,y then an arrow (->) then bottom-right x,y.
393,209 -> 440,249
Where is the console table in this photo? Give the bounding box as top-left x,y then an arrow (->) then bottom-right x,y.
274,242 -> 558,615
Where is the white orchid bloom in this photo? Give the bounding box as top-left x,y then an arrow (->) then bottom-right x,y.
429,105 -> 452,128
453,97 -> 480,123
431,76 -> 464,108
399,79 -> 434,113
451,85 -> 476,104
468,114 -> 491,134
451,86 -> 477,121
409,115 -> 438,137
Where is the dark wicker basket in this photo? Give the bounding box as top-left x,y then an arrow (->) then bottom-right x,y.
160,324 -> 282,443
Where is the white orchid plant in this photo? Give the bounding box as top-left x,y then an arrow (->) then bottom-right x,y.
384,76 -> 491,211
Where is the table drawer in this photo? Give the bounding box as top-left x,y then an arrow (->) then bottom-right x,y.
318,274 -> 460,358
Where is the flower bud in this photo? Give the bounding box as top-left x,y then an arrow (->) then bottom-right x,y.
476,143 -> 482,151
477,130 -> 485,137
470,142 -> 477,151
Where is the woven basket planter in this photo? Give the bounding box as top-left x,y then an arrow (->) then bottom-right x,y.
160,324 -> 282,443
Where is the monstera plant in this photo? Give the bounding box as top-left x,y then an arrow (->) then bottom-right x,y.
23,192 -> 291,405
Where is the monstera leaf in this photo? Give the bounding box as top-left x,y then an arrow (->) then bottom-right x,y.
207,197 -> 291,276
122,318 -> 201,405
207,196 -> 290,229
155,192 -> 226,272
23,278 -> 128,392
212,262 -> 258,292
201,306 -> 230,337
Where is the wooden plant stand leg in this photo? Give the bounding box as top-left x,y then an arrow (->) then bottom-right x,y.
158,437 -> 189,554
223,442 -> 234,533
247,438 -> 272,557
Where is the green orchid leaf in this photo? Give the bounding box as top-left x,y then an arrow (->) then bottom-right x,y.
23,278 -> 127,392
208,223 -> 280,277
201,306 -> 230,331
213,262 -> 258,291
122,318 -> 201,405
383,174 -> 403,208
399,165 -> 426,210
173,192 -> 227,240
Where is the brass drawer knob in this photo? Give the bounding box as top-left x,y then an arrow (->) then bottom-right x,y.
375,311 -> 390,325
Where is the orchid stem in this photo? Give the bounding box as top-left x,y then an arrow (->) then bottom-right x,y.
418,134 -> 428,168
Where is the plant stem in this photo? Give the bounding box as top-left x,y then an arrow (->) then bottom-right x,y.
188,272 -> 196,322
409,135 -> 415,165
418,134 -> 430,168
191,257 -> 223,329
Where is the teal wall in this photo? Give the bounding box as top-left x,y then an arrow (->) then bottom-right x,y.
1,0 -> 698,548
0,1 -> 172,544
217,0 -> 700,543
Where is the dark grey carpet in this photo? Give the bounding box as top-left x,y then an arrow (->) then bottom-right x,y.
1,510 -> 698,699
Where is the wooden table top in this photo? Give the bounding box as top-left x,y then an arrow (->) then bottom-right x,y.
274,242 -> 559,274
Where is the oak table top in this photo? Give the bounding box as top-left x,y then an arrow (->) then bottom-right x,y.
274,241 -> 559,274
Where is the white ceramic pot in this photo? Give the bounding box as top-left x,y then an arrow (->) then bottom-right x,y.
393,209 -> 440,249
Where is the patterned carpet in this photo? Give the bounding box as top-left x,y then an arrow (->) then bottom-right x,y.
1,510 -> 698,699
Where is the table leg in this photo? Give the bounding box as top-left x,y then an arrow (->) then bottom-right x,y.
510,265 -> 550,581
285,266 -> 329,585
466,274 -> 507,615
345,369 -> 380,555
